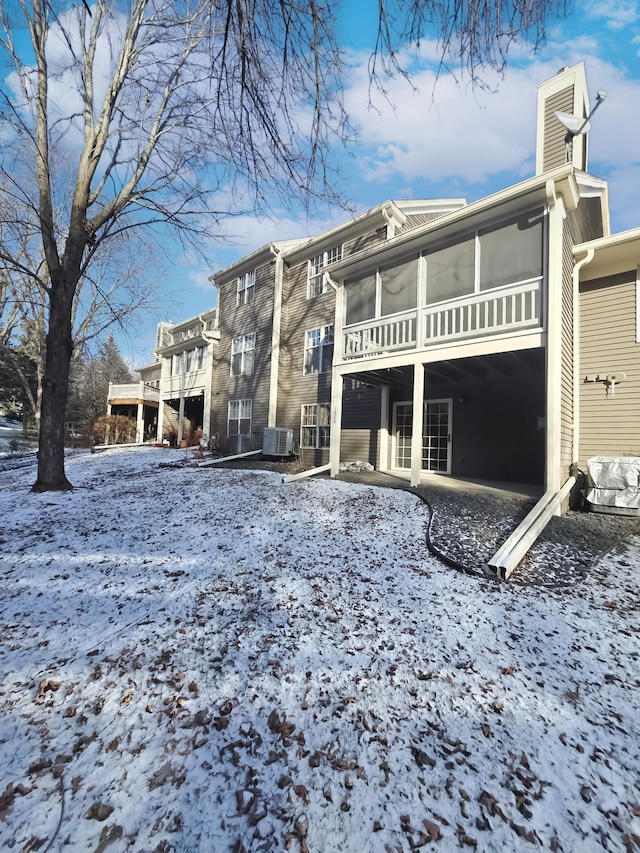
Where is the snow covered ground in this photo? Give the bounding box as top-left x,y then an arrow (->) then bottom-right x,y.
0,446 -> 638,852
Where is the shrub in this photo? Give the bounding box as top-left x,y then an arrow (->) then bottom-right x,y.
93,414 -> 137,446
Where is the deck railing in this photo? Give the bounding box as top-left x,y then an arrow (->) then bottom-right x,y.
161,367 -> 208,397
108,382 -> 159,403
342,279 -> 542,361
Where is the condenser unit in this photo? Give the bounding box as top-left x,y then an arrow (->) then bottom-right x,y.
263,427 -> 293,457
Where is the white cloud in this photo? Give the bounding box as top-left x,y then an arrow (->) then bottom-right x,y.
584,0 -> 639,29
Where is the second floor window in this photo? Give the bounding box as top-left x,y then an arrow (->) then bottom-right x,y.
304,325 -> 333,375
308,245 -> 342,298
231,333 -> 255,376
237,269 -> 256,306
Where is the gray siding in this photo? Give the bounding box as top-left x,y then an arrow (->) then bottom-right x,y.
277,259 -> 335,454
579,271 -> 640,467
212,258 -> 276,447
341,381 -> 382,465
542,86 -> 574,172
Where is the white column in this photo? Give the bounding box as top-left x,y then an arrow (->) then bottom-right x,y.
379,385 -> 390,471
330,369 -> 344,477
136,399 -> 144,443
410,361 -> 424,487
177,393 -> 185,446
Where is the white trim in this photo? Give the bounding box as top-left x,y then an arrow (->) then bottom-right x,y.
411,371 -> 424,487
636,265 -> 640,344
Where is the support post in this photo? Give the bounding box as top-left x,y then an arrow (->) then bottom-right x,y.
330,369 -> 344,477
411,362 -> 424,487
379,385 -> 389,471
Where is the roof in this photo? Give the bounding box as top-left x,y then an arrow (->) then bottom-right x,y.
574,227 -> 640,282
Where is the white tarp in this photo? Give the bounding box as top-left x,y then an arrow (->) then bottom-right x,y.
587,456 -> 640,509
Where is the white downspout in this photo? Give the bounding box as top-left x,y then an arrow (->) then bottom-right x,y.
268,244 -> 284,427
325,271 -> 343,478
572,247 -> 595,471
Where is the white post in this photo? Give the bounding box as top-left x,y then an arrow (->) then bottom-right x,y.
410,361 -> 424,487
177,393 -> 185,446
379,385 -> 390,471
330,369 -> 344,477
136,400 -> 144,443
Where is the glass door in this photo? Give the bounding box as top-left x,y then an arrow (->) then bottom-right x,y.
393,399 -> 452,474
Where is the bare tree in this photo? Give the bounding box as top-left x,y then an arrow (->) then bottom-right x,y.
0,0 -> 565,491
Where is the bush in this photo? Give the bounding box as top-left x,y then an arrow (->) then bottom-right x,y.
93,414 -> 137,446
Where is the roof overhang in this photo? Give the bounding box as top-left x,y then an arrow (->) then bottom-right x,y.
574,227 -> 640,282
328,166 -> 580,281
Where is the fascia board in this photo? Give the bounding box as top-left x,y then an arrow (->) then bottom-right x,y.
574,227 -> 640,281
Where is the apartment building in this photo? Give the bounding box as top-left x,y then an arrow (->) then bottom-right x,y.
109,63 -> 639,502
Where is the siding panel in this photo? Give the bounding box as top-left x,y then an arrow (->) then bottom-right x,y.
579,271 -> 640,467
543,86 -> 574,172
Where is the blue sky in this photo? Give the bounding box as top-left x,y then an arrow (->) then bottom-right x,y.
50,3 -> 640,366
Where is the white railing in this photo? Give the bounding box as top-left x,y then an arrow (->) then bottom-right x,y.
422,279 -> 542,345
343,309 -> 417,359
161,367 -> 208,397
341,279 -> 542,360
108,382 -> 159,403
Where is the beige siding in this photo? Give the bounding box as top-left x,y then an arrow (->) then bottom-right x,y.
542,86 -> 574,172
566,198 -> 605,245
579,271 -> 640,467
212,258 -> 276,447
277,259 -> 335,451
560,227 -> 575,477
275,223 -> 389,463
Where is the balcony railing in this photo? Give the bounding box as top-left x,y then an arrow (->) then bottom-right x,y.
342,279 -> 542,361
108,382 -> 159,403
161,367 -> 208,397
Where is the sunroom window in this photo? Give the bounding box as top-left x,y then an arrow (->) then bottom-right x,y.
479,211 -> 544,290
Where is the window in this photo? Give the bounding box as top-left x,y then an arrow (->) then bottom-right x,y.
186,348 -> 196,372
425,238 -> 475,305
308,245 -> 342,298
237,269 -> 256,306
172,353 -> 184,376
479,211 -> 543,291
231,333 -> 255,376
304,325 -> 334,375
196,345 -> 206,370
228,399 -> 252,436
301,403 -> 330,448
380,256 -> 419,316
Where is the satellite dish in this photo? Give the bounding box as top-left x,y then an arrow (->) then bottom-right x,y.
555,110 -> 591,136
554,90 -> 607,140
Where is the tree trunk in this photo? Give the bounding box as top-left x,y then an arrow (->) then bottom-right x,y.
32,282 -> 75,491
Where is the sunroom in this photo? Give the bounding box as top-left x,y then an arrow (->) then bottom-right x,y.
327,169 -> 579,489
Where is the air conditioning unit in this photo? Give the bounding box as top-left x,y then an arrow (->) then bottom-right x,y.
228,434 -> 253,455
263,427 -> 293,457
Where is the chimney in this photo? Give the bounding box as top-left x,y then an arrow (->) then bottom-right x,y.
535,62 -> 590,175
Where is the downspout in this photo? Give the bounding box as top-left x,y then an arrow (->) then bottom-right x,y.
268,244 -> 284,427
572,248 -> 595,472
198,312 -> 219,442
325,271 -> 343,478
